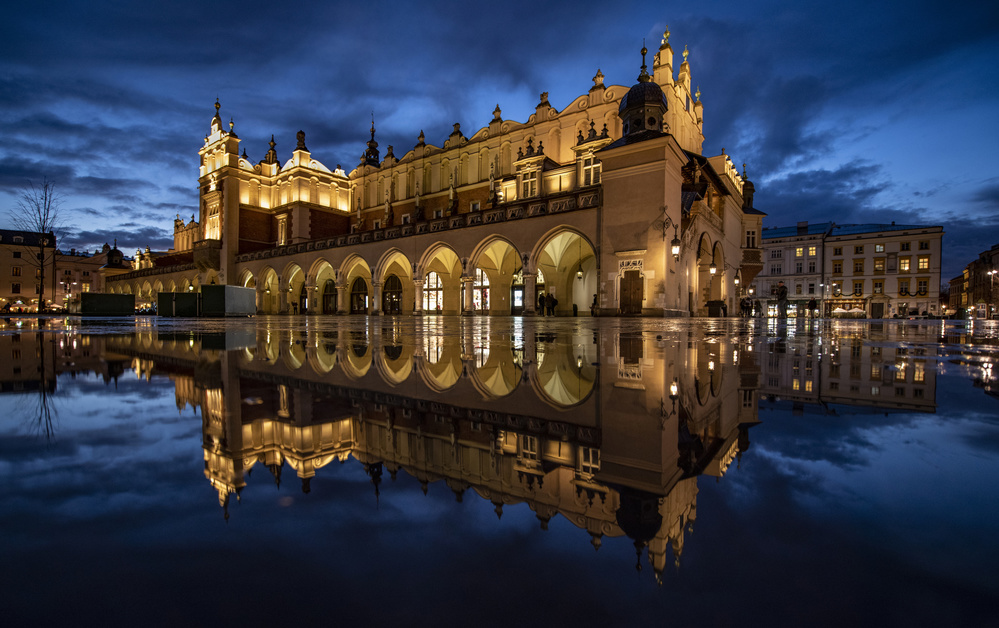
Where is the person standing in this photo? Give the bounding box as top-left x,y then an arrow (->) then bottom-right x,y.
776,281 -> 789,319
590,294 -> 598,316
546,292 -> 556,316
537,292 -> 546,316
807,297 -> 818,318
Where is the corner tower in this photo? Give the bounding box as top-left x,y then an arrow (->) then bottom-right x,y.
197,99 -> 241,284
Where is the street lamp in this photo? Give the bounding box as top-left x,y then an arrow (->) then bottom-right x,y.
652,207 -> 682,263
988,269 -> 997,319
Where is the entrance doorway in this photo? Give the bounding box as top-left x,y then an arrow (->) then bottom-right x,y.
620,270 -> 643,315
382,275 -> 402,314
350,278 -> 368,314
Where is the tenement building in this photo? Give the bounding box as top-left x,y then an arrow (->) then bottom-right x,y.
104,31 -> 764,317
751,221 -> 944,318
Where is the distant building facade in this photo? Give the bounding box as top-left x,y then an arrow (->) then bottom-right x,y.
751,221 -> 944,317
103,33 -> 765,317
950,242 -> 999,319
0,228 -> 56,312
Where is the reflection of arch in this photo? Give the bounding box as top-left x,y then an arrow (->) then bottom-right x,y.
311,331 -> 338,373
531,341 -> 596,407
375,342 -> 414,385
417,336 -> 463,391
468,347 -> 522,398
342,332 -> 371,378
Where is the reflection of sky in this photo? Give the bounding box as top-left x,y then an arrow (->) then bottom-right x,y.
2,348 -> 998,625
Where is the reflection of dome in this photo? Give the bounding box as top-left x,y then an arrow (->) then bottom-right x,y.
615,486 -> 664,546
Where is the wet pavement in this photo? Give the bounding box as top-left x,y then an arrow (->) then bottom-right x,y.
1,315 -> 997,626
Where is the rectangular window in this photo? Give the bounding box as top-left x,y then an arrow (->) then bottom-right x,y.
521,435 -> 538,461
808,261 -> 816,273
581,447 -> 600,473
919,241 -> 929,250
901,242 -> 911,251
833,261 -> 843,274
917,279 -> 928,293
82,283 -> 90,292
582,157 -> 601,186
372,219 -> 381,230
854,245 -> 864,254
874,258 -> 885,272
795,262 -> 803,273
770,249 -> 783,259
875,243 -> 885,253
899,279 -> 910,294
795,284 -> 803,295
11,283 -> 20,294
470,201 -> 480,212
833,247 -> 843,256
918,256 -> 929,270
83,271 -> 90,276
402,214 -> 411,224
12,251 -> 20,258
746,230 -> 757,248
808,246 -> 817,256
853,281 -> 864,294
899,258 -> 910,272
522,170 -> 538,198
854,260 -> 864,273
874,281 -> 883,294
11,266 -> 20,276
796,247 -> 803,257
770,264 -> 782,275
808,283 -> 815,294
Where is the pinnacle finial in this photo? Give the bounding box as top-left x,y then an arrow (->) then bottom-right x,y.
639,43 -> 651,82
661,26 -> 670,47
695,86 -> 701,101
214,98 -> 220,113
683,45 -> 689,63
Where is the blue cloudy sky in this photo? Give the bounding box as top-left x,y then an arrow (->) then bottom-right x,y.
2,0 -> 997,280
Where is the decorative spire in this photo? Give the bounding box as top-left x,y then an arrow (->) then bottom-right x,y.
296,130 -> 307,151
661,26 -> 670,48
695,86 -> 701,102
364,114 -> 380,166
683,44 -> 689,63
493,104 -> 502,121
264,134 -> 277,164
592,69 -> 605,89
638,43 -> 651,82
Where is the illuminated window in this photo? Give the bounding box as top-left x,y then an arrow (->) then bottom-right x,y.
808,246 -> 817,256
521,170 -> 538,198
205,204 -> 221,240
582,156 -> 601,186
871,365 -> 881,379
11,266 -> 20,276
423,271 -> 444,311
792,379 -> 800,390
875,243 -> 885,252
473,268 -> 489,311
805,380 -> 812,392
918,256 -> 929,270
914,361 -> 925,383
874,259 -> 885,272
796,247 -> 803,257
899,258 -> 910,272
871,386 -> 880,396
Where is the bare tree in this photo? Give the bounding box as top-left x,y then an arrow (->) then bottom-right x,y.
10,179 -> 63,312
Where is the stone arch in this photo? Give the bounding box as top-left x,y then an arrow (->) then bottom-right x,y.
418,243 -> 462,315
307,257 -> 336,315
341,254 -> 372,315
258,266 -> 281,314
281,262 -> 306,315
468,236 -> 521,314
531,227 -> 597,316
374,248 -> 414,315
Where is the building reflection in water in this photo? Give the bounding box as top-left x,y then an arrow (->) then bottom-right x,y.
1,316 -> 958,583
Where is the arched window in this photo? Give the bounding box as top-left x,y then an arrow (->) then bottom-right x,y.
473,268 -> 489,312
322,279 -> 336,314
423,271 -> 443,312
350,277 -> 368,314
383,275 -> 402,314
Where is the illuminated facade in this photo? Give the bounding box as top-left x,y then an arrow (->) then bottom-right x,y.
752,221 -> 944,318
104,32 -> 765,317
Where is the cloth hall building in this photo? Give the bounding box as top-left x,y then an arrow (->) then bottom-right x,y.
104,34 -> 764,317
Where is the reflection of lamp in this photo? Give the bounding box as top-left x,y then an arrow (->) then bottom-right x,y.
661,378 -> 680,429
576,356 -> 583,368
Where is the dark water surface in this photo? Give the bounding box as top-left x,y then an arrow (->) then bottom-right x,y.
1,315 -> 997,627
